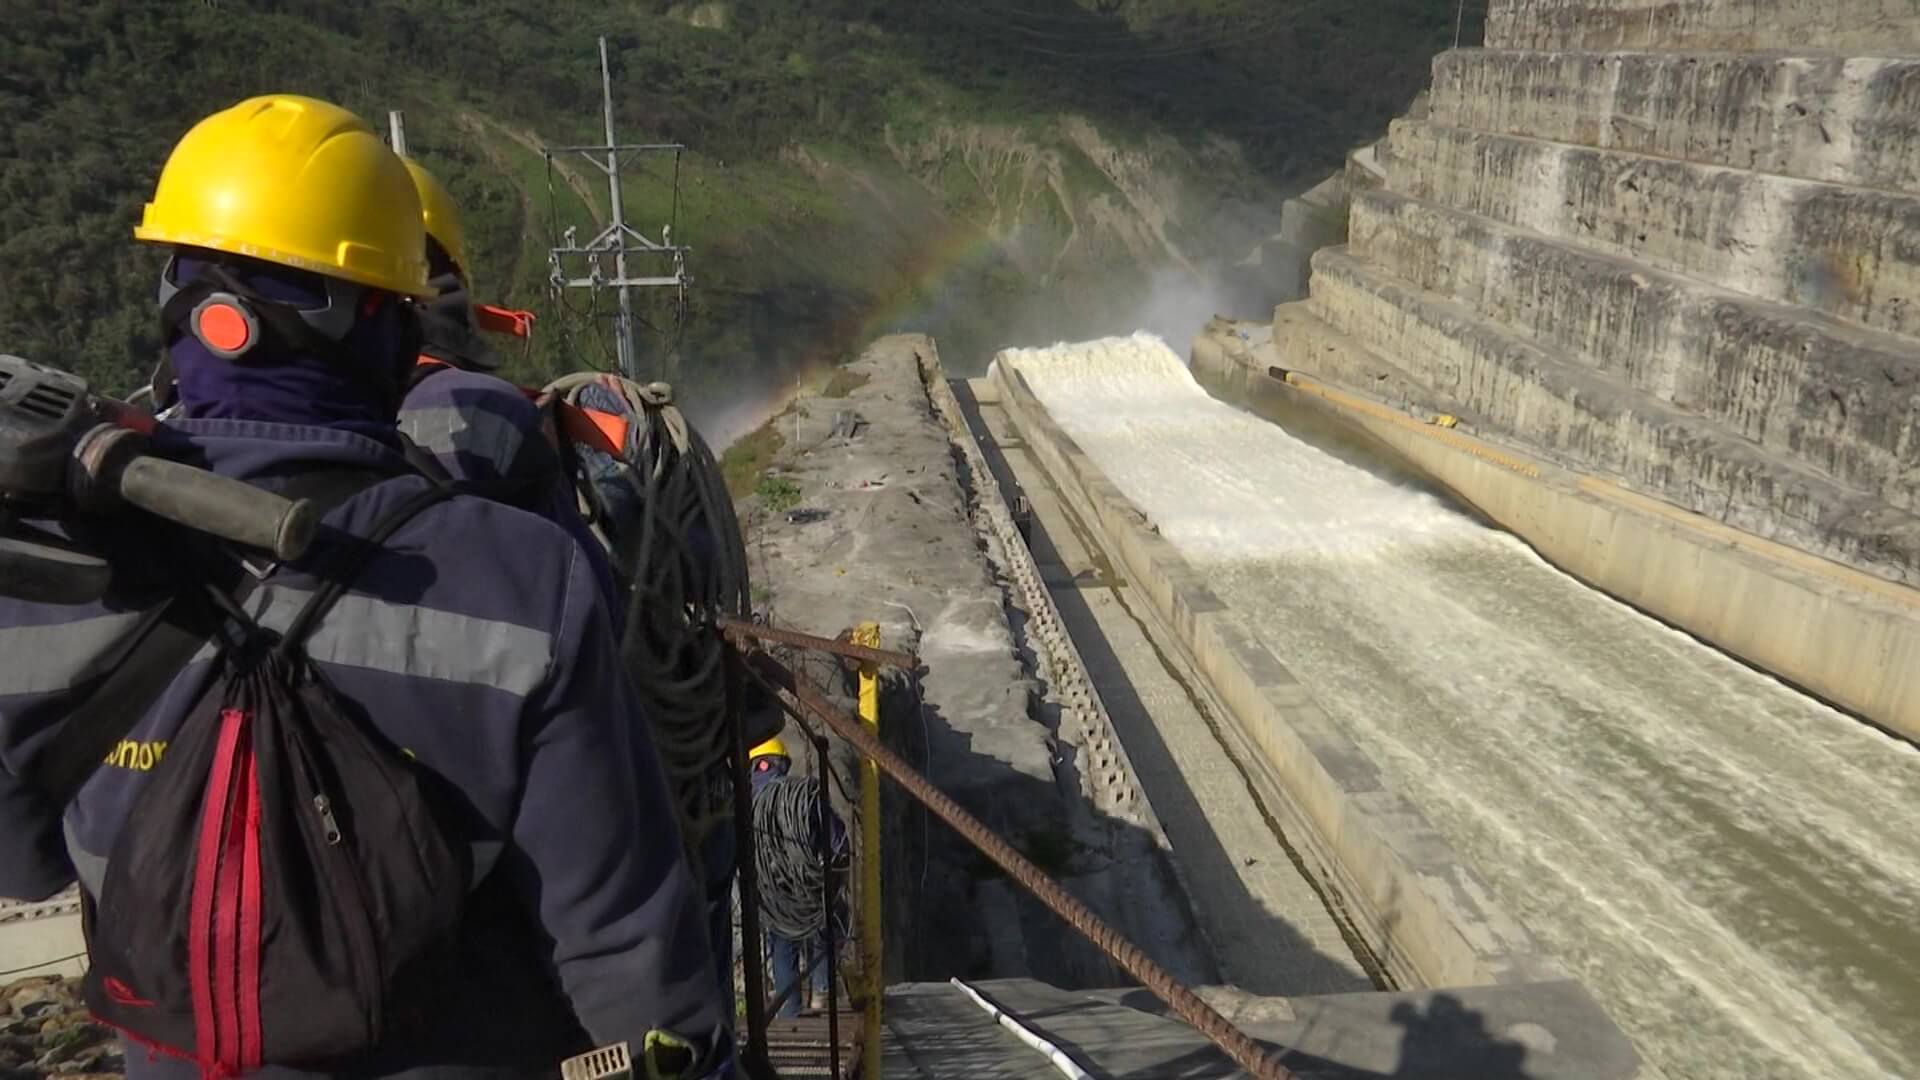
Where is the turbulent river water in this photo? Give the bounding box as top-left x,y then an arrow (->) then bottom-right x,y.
1000,333 -> 1920,1080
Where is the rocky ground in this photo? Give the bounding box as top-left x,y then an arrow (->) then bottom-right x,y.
0,977 -> 121,1080
735,334 -> 1207,989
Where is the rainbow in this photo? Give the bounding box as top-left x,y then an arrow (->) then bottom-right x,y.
797,213 -> 1014,376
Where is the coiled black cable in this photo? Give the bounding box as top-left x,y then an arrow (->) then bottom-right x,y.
751,773 -> 850,943
544,374 -> 752,844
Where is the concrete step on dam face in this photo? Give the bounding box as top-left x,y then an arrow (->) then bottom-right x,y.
1300,9 -> 1920,604
1427,50 -> 1920,193
1484,0 -> 1920,52
1293,240 -> 1920,587
997,334 -> 1920,1080
1344,185 -> 1920,515
1380,118 -> 1920,346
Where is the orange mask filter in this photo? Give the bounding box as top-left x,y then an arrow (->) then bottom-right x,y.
189,295 -> 262,359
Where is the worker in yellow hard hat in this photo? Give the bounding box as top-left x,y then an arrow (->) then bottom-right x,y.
749,736 -> 789,770
390,153 -> 624,646
60,93 -> 733,1080
403,156 -> 472,285
397,155 -> 516,374
747,727 -> 846,1017
394,154 -> 748,1073
136,93 -> 434,429
393,154 -> 612,573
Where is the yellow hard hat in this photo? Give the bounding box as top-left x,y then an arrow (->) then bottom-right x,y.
401,157 -> 471,282
749,736 -> 789,760
134,94 -> 433,298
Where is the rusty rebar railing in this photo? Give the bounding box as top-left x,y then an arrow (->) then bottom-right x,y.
716,616 -> 917,670
724,647 -> 774,1079
732,621 -> 872,1080
733,643 -> 1297,1080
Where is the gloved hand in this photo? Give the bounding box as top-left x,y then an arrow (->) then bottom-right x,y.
642,1029 -> 735,1080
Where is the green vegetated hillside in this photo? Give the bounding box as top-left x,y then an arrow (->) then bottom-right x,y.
0,0 -> 1469,438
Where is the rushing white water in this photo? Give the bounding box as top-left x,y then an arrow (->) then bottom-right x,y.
1000,333 -> 1920,1080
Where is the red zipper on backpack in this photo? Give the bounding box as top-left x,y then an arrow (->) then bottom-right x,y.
188,708 -> 264,1077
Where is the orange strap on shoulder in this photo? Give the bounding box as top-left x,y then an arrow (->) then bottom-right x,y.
414,350 -> 627,457
474,305 -> 536,339
556,402 -> 629,457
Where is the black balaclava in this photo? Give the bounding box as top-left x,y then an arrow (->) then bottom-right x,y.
164,251 -> 418,442
416,238 -> 499,372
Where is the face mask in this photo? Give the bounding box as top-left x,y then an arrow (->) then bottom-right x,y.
162,253 -> 416,438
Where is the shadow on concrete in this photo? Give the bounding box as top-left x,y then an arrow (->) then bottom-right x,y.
946,379 -> 1377,999
1065,989 -> 1536,1079
887,694 -> 1169,987
768,645 -> 1078,989
1380,995 -> 1532,1079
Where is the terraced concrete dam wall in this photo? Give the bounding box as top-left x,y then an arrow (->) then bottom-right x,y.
1255,0 -> 1920,737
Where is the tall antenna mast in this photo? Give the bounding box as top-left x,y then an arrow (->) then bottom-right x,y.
545,36 -> 691,379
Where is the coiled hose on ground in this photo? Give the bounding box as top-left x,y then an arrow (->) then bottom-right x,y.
543,373 -> 753,845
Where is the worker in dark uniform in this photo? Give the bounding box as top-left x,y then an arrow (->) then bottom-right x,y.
0,94 -> 729,1079
749,736 -> 848,1018
394,156 -> 622,612
393,156 -> 753,1025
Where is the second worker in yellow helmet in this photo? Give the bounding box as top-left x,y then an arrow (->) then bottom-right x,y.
393,155 -> 763,1046
398,156 -> 504,373
392,155 -> 623,613
746,728 -> 846,1017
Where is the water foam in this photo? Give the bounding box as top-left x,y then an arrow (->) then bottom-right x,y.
995,333 -> 1490,564
1002,334 -> 1920,1080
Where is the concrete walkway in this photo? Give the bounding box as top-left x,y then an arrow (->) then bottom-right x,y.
0,891 -> 84,982
882,978 -> 1640,1079
741,335 -> 1205,989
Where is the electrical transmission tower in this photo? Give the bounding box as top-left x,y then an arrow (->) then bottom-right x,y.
545,36 -> 692,380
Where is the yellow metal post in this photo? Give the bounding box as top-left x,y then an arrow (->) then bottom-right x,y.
853,621 -> 884,1078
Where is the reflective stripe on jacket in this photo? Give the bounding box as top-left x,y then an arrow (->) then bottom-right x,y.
0,417 -> 725,1078
399,364 -> 622,622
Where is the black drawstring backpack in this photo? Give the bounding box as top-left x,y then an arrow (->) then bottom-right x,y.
49,484 -> 472,1077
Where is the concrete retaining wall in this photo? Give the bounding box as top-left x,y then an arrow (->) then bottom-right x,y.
1267,178 -> 1351,303
0,895 -> 85,981
917,350 -> 1223,990
989,358 -> 1566,994
1195,319 -> 1920,744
